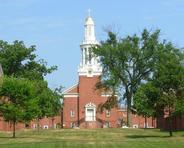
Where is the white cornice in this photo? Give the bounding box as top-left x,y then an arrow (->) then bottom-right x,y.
64,93 -> 79,98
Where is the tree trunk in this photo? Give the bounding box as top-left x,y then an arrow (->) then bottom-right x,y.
12,120 -> 16,138
37,118 -> 40,133
169,116 -> 173,137
168,107 -> 173,137
144,116 -> 147,128
127,97 -> 131,127
61,108 -> 63,128
51,117 -> 54,129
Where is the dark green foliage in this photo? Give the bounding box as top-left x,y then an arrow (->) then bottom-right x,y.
0,76 -> 37,137
0,40 -> 57,80
134,38 -> 184,135
134,82 -> 159,118
34,81 -> 62,119
93,29 -> 160,126
0,40 -> 62,136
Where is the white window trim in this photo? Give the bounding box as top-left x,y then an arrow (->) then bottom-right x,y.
70,110 -> 75,117
85,102 -> 96,121
70,122 -> 75,128
106,110 -> 111,117
43,125 -> 49,129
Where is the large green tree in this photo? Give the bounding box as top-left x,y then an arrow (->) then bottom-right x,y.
134,41 -> 184,136
93,29 -> 159,126
0,40 -> 62,131
134,82 -> 159,128
0,76 -> 37,138
33,81 -> 62,130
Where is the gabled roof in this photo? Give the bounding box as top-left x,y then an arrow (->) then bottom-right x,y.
63,83 -> 79,94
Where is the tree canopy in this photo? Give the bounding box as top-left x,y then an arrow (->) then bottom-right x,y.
0,40 -> 57,80
134,33 -> 184,135
93,29 -> 160,126
0,76 -> 37,137
0,40 -> 62,136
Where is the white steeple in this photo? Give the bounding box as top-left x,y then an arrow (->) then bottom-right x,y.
78,12 -> 102,77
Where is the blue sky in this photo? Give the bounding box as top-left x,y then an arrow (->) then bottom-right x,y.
0,0 -> 184,89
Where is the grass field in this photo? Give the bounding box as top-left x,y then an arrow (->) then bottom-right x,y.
0,128 -> 184,148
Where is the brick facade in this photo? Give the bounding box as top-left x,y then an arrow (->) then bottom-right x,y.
0,116 -> 61,131
63,75 -> 156,129
157,115 -> 184,131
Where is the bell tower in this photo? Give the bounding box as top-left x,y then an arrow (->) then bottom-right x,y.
78,11 -> 102,77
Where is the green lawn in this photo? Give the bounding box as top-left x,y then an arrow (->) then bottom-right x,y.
0,128 -> 184,148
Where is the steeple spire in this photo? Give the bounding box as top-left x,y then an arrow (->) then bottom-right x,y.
84,10 -> 96,43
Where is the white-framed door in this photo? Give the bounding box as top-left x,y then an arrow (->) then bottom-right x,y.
85,102 -> 96,121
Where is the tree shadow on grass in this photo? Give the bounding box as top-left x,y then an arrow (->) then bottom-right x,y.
0,136 -> 11,139
0,136 -> 44,139
126,135 -> 170,139
0,136 -> 30,139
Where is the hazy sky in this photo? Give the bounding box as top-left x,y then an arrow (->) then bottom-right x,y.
0,0 -> 184,89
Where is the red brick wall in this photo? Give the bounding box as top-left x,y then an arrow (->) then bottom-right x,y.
62,76 -> 157,129
0,116 -> 61,131
131,114 -> 156,128
157,116 -> 184,130
0,117 -> 25,131
63,97 -> 78,128
78,76 -> 119,128
30,116 -> 61,129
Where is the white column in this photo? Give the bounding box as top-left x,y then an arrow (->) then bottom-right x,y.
84,48 -> 87,65
93,108 -> 96,121
82,48 -> 85,66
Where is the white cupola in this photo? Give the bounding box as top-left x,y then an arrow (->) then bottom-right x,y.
78,11 -> 102,77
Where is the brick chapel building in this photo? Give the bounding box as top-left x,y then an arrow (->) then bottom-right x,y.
62,14 -> 155,129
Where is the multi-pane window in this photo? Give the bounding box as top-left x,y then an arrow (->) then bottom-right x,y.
85,103 -> 96,121
106,110 -> 111,117
70,110 -> 75,117
70,122 -> 75,128
105,122 -> 110,128
86,108 -> 95,121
